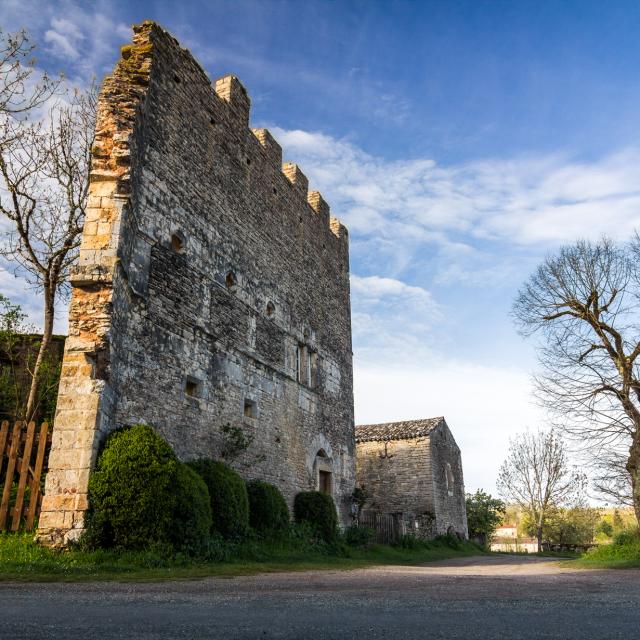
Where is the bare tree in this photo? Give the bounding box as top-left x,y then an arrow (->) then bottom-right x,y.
513,238 -> 640,522
0,30 -> 95,421
0,28 -> 57,115
497,430 -> 583,551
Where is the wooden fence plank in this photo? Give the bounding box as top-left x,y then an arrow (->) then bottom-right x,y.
0,420 -> 9,479
26,422 -> 49,531
11,421 -> 36,531
0,422 -> 22,530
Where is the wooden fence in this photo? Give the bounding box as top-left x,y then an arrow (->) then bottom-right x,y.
0,421 -> 51,532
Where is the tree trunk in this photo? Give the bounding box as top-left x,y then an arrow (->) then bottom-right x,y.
627,439 -> 640,526
24,285 -> 55,422
536,525 -> 543,553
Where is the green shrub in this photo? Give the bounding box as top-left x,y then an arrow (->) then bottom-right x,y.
344,525 -> 374,547
187,459 -> 249,538
170,464 -> 212,553
293,491 -> 338,542
246,479 -> 289,534
613,527 -> 640,546
84,424 -> 180,550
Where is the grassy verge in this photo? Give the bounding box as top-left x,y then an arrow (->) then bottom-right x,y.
0,533 -> 483,582
575,536 -> 640,569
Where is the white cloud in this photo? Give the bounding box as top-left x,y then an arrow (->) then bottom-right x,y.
271,128 -> 640,257
351,274 -> 436,310
2,1 -> 131,84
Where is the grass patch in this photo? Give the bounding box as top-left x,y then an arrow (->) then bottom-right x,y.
0,532 -> 483,582
575,533 -> 640,569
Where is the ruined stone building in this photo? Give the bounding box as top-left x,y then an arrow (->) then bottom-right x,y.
355,418 -> 468,538
38,21 -> 355,545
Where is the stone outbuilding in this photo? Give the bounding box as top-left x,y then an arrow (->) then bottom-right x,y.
355,417 -> 468,539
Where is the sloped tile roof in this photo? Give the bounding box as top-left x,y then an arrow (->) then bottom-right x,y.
355,417 -> 445,443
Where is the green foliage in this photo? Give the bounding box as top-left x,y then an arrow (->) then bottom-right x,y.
465,489 -> 506,542
0,294 -> 62,422
597,519 -> 614,538
0,530 -> 483,581
612,509 -> 625,531
293,491 -> 338,542
523,504 -> 600,546
187,459 -> 249,539
84,424 -> 180,550
613,527 -> 640,546
344,525 -> 374,547
580,528 -> 640,568
170,464 -> 212,553
246,479 -> 289,534
219,423 -> 253,461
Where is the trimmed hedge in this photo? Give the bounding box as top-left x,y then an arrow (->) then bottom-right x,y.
85,424 -> 180,550
246,479 -> 289,533
187,459 -> 249,538
293,491 -> 338,542
170,464 -> 212,553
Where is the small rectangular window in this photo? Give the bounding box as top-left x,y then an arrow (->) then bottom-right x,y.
244,398 -> 257,419
185,377 -> 201,398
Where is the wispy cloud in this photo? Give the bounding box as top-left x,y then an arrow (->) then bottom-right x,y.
350,274 -> 443,366
271,128 -> 640,285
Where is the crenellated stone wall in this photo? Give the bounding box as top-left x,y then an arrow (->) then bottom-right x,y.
38,21 -> 355,546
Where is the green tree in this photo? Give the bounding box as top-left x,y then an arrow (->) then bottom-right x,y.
465,489 -> 506,545
613,509 -> 625,531
537,504 -> 600,546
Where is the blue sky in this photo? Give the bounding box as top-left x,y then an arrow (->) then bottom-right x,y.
3,0 -> 640,496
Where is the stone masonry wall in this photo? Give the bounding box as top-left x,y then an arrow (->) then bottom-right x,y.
356,438 -> 433,515
428,423 -> 468,538
38,21 -> 355,546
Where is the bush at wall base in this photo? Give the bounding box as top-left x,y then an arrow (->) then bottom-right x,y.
83,424 -> 211,552
293,491 -> 338,542
246,479 -> 290,534
187,459 -> 250,539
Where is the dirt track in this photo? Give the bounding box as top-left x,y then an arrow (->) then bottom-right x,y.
2,555 -> 639,639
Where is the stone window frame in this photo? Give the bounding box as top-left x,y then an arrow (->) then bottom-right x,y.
184,375 -> 202,399
445,462 -> 455,497
295,343 -> 318,389
170,230 -> 187,253
243,397 -> 257,420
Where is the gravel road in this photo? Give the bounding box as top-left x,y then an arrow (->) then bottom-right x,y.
2,555 -> 639,639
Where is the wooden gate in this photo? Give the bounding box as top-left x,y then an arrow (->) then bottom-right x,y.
359,512 -> 406,544
0,421 -> 51,531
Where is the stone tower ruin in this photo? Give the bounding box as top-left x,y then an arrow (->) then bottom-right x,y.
37,21 -> 355,546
